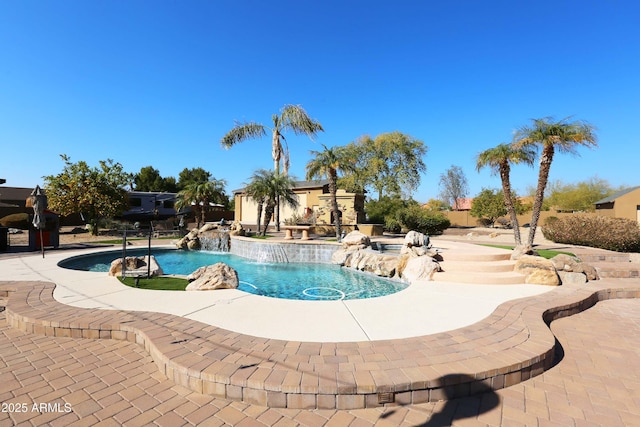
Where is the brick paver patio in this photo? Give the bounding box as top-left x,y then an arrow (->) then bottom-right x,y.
2,288 -> 639,426
1,238 -> 640,425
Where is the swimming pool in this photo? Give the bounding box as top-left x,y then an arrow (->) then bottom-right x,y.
59,249 -> 408,301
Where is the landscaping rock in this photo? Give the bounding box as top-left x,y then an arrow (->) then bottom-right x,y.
558,271 -> 587,285
400,256 -> 441,282
510,245 -> 538,260
514,255 -> 561,286
228,220 -> 245,236
341,231 -> 370,248
108,256 -> 163,278
186,263 -> 239,290
404,230 -> 430,248
573,263 -> 599,281
550,254 -> 580,271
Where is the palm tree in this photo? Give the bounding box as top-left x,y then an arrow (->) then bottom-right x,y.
175,179 -> 227,228
244,170 -> 299,236
514,117 -> 598,247
476,143 -> 536,246
221,104 -> 323,230
243,170 -> 271,235
221,104 -> 324,175
305,144 -> 355,239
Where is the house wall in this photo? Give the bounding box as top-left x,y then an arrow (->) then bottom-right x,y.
233,187 -> 365,227
234,190 -> 317,226
611,188 -> 640,221
315,190 -> 365,225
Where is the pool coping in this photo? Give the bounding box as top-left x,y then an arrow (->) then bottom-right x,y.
3,278 -> 639,409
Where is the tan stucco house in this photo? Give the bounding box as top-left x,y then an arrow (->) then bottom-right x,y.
233,180 -> 365,229
594,186 -> 640,222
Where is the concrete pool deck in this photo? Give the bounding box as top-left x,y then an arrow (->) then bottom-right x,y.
2,239 -> 640,412
0,243 -> 553,342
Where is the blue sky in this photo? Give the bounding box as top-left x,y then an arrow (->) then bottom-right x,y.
1,0 -> 638,202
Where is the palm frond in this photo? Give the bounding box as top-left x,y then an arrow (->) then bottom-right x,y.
279,104 -> 324,138
220,121 -> 267,148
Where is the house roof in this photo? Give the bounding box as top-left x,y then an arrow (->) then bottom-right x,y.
453,198 -> 473,210
0,186 -> 39,203
233,179 -> 329,194
594,186 -> 640,205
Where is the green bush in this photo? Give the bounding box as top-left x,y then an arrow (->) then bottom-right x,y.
542,215 -> 640,252
365,196 -> 415,225
0,213 -> 30,229
394,205 -> 451,235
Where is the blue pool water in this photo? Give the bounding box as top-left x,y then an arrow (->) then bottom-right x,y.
59,249 -> 408,301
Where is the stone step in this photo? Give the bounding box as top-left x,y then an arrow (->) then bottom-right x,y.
434,270 -> 527,285
438,259 -> 516,273
435,249 -> 512,262
594,263 -> 640,279
577,253 -> 631,263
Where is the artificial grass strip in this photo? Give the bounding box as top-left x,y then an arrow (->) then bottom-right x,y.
479,244 -> 575,259
119,276 -> 188,290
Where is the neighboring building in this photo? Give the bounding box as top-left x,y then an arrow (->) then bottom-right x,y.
0,186 -> 36,219
120,191 -> 185,221
452,198 -> 473,211
233,180 -> 365,228
594,186 -> 640,222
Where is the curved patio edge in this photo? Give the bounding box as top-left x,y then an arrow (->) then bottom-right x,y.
1,279 -> 639,410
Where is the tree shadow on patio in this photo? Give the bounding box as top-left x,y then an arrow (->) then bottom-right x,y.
379,373 -> 501,426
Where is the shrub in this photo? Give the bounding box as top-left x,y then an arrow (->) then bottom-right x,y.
542,215 -> 640,252
0,213 -> 30,229
394,205 -> 451,235
365,196 -> 415,225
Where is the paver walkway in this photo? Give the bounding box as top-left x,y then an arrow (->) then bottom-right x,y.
2,296 -> 639,426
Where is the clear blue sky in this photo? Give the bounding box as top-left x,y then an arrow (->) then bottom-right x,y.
1,0 -> 638,202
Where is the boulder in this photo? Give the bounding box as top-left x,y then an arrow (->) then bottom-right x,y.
341,231 -> 370,248
400,256 -> 441,282
510,245 -> 538,260
186,263 -> 239,290
331,249 -> 352,266
199,223 -> 218,233
186,239 -> 201,250
558,271 -> 587,285
550,254 -> 580,271
573,263 -> 599,281
228,220 -> 245,236
514,255 -> 561,286
372,256 -> 398,277
404,230 -> 430,248
108,256 -> 163,277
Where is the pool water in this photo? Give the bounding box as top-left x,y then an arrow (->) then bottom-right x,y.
59,249 -> 408,301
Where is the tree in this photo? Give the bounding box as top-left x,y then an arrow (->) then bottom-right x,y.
545,177 -> 620,212
470,188 -> 507,227
175,179 -> 227,228
221,104 -> 323,229
134,166 -> 179,192
514,117 -> 597,247
339,132 -> 427,200
242,170 -> 299,236
364,196 -> 415,231
476,143 -> 535,245
305,144 -> 355,238
221,104 -> 324,175
43,155 -> 132,235
422,198 -> 449,212
177,167 -> 212,189
438,165 -> 469,211
243,170 -> 271,235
